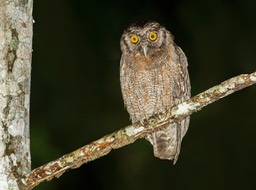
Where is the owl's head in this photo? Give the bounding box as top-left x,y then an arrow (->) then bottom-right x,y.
120,21 -> 174,57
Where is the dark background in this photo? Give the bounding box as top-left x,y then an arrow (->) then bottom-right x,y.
31,0 -> 256,189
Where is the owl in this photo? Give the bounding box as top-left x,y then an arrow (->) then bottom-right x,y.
120,21 -> 191,164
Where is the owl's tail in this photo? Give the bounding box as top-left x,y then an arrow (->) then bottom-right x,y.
146,117 -> 190,164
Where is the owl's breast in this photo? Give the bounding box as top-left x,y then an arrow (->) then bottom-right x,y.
121,62 -> 174,123
133,53 -> 152,70
131,50 -> 165,71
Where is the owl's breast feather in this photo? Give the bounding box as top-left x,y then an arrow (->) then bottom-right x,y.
133,53 -> 154,70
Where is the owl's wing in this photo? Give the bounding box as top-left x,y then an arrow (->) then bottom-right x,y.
172,45 -> 190,163
147,44 -> 191,163
172,45 -> 191,137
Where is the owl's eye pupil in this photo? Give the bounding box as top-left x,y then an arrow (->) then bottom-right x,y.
130,35 -> 139,44
149,32 -> 158,41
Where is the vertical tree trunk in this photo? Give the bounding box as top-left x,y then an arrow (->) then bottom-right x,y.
0,0 -> 33,189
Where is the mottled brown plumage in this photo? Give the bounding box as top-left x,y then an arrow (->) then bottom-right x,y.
120,21 -> 191,163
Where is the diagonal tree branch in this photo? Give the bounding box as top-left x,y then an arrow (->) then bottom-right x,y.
24,71 -> 256,189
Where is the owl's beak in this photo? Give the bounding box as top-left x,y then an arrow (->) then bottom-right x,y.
142,46 -> 148,57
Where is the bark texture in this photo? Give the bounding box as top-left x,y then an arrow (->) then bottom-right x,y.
0,0 -> 33,189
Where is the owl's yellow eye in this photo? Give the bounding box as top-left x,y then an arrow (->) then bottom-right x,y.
130,35 -> 139,44
148,32 -> 158,41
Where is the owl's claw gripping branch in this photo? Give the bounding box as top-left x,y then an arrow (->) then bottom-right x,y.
24,71 -> 256,189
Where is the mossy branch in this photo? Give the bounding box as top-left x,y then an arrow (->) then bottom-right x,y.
24,71 -> 256,189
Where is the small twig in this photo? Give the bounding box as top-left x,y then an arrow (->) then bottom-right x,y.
24,71 -> 256,189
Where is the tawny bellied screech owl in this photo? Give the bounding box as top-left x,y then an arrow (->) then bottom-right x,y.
120,21 -> 191,164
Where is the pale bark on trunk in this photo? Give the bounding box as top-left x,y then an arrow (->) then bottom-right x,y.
0,0 -> 33,189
